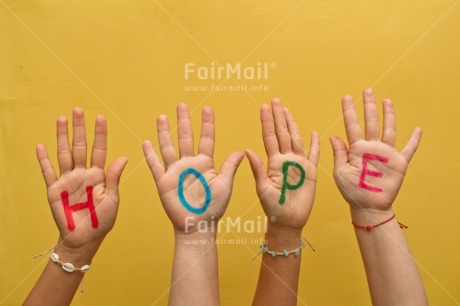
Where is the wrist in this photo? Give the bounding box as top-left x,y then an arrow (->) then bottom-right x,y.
267,222 -> 302,238
174,216 -> 219,236
54,241 -> 101,266
350,207 -> 395,228
174,229 -> 217,249
265,224 -> 302,249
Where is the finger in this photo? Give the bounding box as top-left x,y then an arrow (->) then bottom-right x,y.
342,95 -> 362,145
56,116 -> 73,175
271,98 -> 292,153
142,140 -> 165,182
105,157 -> 128,193
261,104 -> 279,157
157,115 -> 178,168
198,107 -> 215,158
91,115 -> 107,169
307,131 -> 320,166
400,127 -> 422,163
220,151 -> 244,180
244,149 -> 268,185
363,88 -> 380,141
329,136 -> 348,169
382,99 -> 396,146
283,107 -> 305,156
72,108 -> 87,168
177,103 -> 194,157
36,144 -> 57,187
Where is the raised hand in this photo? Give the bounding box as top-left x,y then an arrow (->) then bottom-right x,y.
329,90 -> 427,306
143,104 -> 243,306
143,103 -> 244,233
36,108 -> 128,251
245,99 -> 319,233
329,89 -> 422,213
249,98 -> 319,306
25,108 -> 127,306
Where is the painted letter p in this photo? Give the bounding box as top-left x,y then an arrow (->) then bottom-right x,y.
279,161 -> 306,205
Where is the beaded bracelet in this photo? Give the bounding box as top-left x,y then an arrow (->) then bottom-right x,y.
252,236 -> 315,260
352,214 -> 408,231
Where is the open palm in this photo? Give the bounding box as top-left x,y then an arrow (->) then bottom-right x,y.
246,99 -> 320,231
330,89 -> 421,211
143,104 -> 244,233
36,108 -> 127,249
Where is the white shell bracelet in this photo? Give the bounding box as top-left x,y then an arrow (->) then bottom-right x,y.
51,251 -> 91,273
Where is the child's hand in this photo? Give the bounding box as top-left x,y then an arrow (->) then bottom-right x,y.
143,104 -> 244,235
36,108 -> 128,253
330,89 -> 422,213
246,99 -> 319,234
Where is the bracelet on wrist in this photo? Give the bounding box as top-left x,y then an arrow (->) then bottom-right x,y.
352,214 -> 408,231
50,250 -> 91,273
252,236 -> 315,260
34,246 -> 92,292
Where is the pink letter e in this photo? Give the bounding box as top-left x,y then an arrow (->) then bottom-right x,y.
359,153 -> 389,193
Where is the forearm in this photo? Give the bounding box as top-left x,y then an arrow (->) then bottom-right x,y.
24,242 -> 100,306
169,231 -> 220,306
253,226 -> 303,306
351,208 -> 428,306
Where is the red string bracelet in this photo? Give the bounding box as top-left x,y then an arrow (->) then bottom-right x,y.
352,214 -> 408,231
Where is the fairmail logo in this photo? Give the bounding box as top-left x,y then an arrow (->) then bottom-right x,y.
184,62 -> 276,80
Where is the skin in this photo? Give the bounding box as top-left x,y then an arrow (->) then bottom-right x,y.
24,108 -> 128,306
329,88 -> 428,306
247,99 -> 320,306
143,104 -> 244,306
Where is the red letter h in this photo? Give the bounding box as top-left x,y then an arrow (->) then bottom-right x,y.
61,186 -> 99,231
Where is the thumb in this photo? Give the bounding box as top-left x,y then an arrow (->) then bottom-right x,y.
220,151 -> 244,181
400,127 -> 422,163
106,157 -> 128,193
329,136 -> 348,169
244,149 -> 267,185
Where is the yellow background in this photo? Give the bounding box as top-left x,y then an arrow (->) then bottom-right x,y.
1,1 -> 460,305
